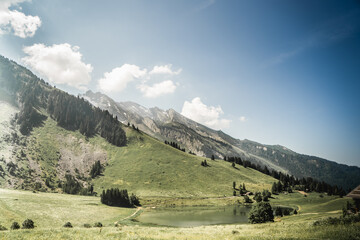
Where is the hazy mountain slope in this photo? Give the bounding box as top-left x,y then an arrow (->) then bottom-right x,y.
83,91 -> 360,190
238,139 -> 360,191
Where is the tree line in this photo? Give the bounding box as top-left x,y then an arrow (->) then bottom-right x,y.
164,141 -> 185,152
224,155 -> 346,196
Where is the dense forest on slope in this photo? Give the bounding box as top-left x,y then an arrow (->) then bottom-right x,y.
0,56 -> 126,147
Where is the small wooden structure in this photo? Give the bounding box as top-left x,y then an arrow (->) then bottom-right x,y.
346,185 -> 360,211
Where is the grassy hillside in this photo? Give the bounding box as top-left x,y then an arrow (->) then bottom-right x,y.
25,116 -> 276,197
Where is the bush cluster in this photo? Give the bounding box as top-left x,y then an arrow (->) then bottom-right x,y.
63,222 -> 73,228
10,222 -> 20,230
94,222 -> 103,227
22,219 -> 35,229
101,188 -> 140,207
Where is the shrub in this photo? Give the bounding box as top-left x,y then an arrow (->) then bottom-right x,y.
63,222 -> 73,228
130,193 -> 141,206
243,195 -> 252,203
275,207 -> 283,217
94,222 -> 103,227
22,219 -> 35,229
248,202 -> 274,224
253,192 -> 262,203
10,222 -> 20,230
283,208 -> 290,216
83,223 -> 91,228
0,224 -> 7,231
90,161 -> 102,178
262,190 -> 271,202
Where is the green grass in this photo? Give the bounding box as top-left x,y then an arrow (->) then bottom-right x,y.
0,188 -> 134,228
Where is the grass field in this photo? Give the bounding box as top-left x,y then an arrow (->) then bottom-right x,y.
0,188 -> 134,228
1,188 -> 359,240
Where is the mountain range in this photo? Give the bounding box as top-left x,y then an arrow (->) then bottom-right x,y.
0,55 -> 358,193
83,90 -> 360,191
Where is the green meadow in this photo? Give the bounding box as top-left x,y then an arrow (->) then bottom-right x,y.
0,188 -> 359,240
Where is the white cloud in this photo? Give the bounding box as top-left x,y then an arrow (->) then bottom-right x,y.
22,43 -> 93,90
239,116 -> 247,122
181,97 -> 231,130
149,64 -> 182,75
0,0 -> 41,38
98,63 -> 180,97
98,64 -> 147,93
138,80 -> 177,98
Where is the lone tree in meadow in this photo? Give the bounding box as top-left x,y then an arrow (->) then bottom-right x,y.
271,182 -> 277,194
262,190 -> 271,201
248,202 -> 274,224
275,207 -> 283,217
90,161 -> 102,178
253,192 -> 263,202
10,222 -> 20,230
22,219 -> 35,229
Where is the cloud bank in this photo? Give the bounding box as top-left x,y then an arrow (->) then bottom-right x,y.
181,97 -> 231,130
138,80 -> 177,98
149,64 -> 182,75
99,64 -> 180,98
98,64 -> 147,93
0,0 -> 41,38
22,43 -> 93,90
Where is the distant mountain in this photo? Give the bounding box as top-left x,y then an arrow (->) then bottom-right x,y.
83,90 -> 360,190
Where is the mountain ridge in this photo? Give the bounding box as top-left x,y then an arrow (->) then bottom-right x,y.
83,90 -> 360,190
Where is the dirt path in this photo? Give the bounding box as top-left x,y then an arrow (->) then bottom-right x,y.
302,210 -> 341,215
115,207 -> 142,224
298,191 -> 308,196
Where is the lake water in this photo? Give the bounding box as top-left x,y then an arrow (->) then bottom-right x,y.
136,205 -> 251,227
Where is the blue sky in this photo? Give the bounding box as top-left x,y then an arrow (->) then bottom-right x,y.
0,0 -> 359,167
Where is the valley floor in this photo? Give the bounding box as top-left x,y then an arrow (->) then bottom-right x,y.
0,188 -> 359,239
